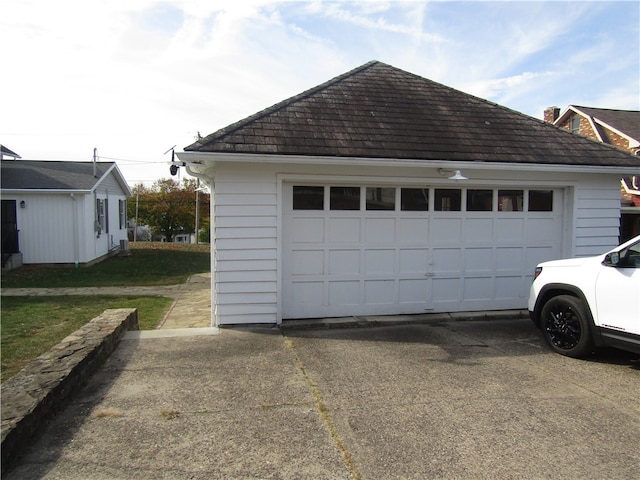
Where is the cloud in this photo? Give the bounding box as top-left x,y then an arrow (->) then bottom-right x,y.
1,0 -> 637,185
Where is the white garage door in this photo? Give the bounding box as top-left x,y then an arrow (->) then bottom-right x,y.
282,183 -> 563,319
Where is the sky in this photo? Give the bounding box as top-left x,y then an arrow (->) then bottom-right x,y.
1,0 -> 638,187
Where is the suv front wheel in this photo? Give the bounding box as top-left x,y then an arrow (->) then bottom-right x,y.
540,295 -> 594,358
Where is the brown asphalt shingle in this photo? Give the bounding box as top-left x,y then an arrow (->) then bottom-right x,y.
186,61 -> 638,167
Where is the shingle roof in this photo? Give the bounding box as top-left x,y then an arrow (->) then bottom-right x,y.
570,106 -> 640,141
1,161 -> 116,190
186,61 -> 638,167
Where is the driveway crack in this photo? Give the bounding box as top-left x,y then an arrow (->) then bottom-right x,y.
282,335 -> 363,480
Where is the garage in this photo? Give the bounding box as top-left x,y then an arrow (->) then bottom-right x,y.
283,182 -> 563,319
177,61 -> 637,326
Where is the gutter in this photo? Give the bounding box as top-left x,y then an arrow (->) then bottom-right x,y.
176,151 -> 640,175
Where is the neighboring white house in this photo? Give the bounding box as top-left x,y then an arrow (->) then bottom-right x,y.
176,61 -> 639,327
1,160 -> 131,267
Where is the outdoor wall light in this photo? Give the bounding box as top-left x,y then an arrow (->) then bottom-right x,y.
439,168 -> 468,180
19,200 -> 26,208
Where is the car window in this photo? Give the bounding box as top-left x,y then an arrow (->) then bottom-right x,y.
619,241 -> 640,268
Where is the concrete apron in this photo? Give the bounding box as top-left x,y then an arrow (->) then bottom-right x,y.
5,318 -> 639,480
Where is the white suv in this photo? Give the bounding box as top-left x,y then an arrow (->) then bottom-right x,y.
528,235 -> 640,357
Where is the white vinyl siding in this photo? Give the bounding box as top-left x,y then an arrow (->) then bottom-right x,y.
573,178 -> 622,256
211,168 -> 278,325
201,161 -> 626,326
15,194 -> 77,264
8,169 -> 130,265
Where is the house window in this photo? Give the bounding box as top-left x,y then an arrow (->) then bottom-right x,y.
528,190 -> 553,211
366,187 -> 395,210
96,199 -> 105,235
570,117 -> 580,134
119,199 -> 127,228
293,186 -> 324,210
330,187 -> 360,210
466,189 -> 493,211
498,190 -> 523,211
434,189 -> 461,211
401,188 -> 429,211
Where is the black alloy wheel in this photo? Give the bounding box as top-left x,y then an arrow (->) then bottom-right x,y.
540,295 -> 594,358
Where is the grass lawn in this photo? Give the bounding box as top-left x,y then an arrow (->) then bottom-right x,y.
1,242 -> 209,382
0,242 -> 210,288
1,295 -> 174,382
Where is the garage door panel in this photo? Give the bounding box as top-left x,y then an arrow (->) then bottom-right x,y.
329,281 -> 360,305
526,218 -> 560,242
398,218 -> 429,243
431,218 -> 462,243
432,278 -> 461,301
433,248 -> 462,274
291,217 -> 325,242
399,249 -> 428,273
329,218 -> 360,242
495,276 -> 525,300
365,218 -> 396,242
495,247 -> 523,272
464,218 -> 494,242
292,282 -> 324,308
329,250 -> 360,274
365,280 -> 396,304
496,218 -> 525,241
463,277 -> 492,300
464,248 -> 493,273
365,249 -> 395,273
398,279 -> 428,303
292,250 -> 324,275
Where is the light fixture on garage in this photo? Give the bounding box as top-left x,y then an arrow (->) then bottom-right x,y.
439,168 -> 468,181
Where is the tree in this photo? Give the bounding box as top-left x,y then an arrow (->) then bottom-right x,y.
128,178 -> 210,242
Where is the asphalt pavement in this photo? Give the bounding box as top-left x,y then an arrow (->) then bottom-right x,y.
4,317 -> 639,480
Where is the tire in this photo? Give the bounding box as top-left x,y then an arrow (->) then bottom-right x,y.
540,295 -> 594,358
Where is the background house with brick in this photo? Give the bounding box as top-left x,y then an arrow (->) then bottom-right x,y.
545,105 -> 640,240
1,159 -> 131,268
177,61 -> 638,326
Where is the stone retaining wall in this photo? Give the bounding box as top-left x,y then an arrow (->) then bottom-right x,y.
1,308 -> 138,474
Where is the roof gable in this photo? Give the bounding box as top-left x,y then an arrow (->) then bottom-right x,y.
1,161 -> 130,195
559,106 -> 640,143
186,61 -> 638,168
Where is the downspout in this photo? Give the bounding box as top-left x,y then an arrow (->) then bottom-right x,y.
70,194 -> 79,267
184,165 -> 217,327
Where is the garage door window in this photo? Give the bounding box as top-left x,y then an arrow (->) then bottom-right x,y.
293,186 -> 324,210
467,189 -> 493,211
529,190 -> 553,211
401,188 -> 429,211
498,190 -> 523,211
331,187 -> 360,210
435,189 -> 461,211
292,185 -> 555,213
366,187 -> 395,210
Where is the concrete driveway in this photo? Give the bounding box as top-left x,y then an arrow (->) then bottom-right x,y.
5,317 -> 639,479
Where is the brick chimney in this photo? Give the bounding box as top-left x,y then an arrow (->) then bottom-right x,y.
544,106 -> 560,123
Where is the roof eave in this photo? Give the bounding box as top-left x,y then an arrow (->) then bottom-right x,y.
177,151 -> 638,175
0,188 -> 94,194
